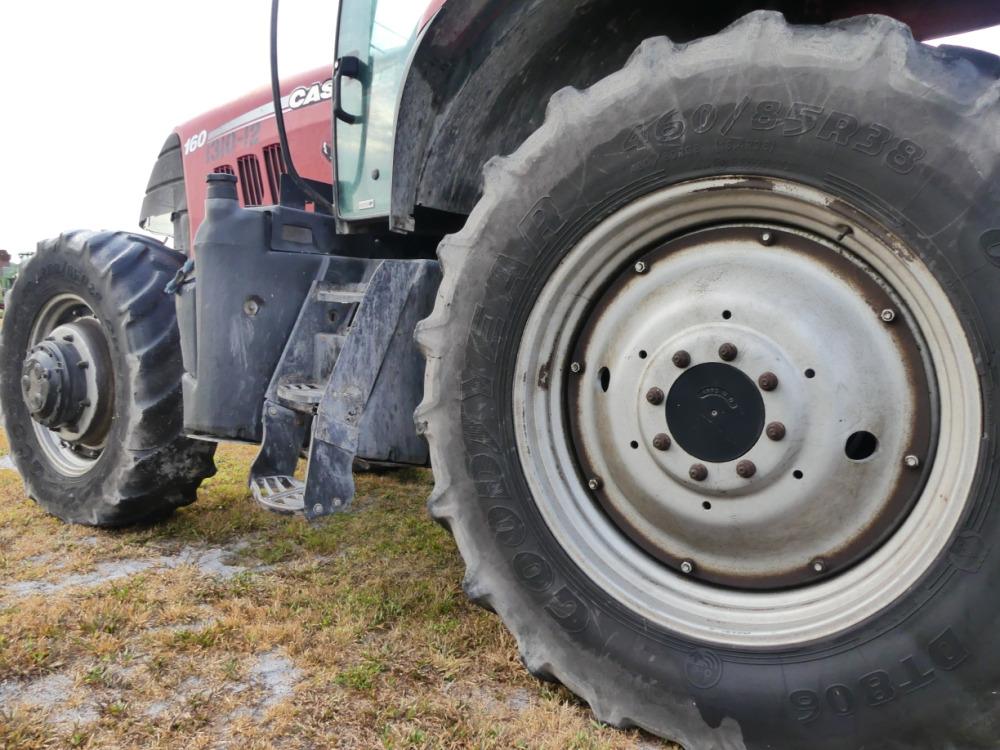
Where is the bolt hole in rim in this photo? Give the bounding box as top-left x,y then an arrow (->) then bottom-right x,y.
513,177 -> 980,647
598,367 -> 611,392
845,431 -> 879,462
25,294 -> 112,477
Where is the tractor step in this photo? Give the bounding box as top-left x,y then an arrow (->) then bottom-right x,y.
249,259 -> 441,520
276,381 -> 324,411
250,474 -> 305,514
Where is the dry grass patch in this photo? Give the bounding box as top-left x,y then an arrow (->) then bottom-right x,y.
0,434 -> 676,749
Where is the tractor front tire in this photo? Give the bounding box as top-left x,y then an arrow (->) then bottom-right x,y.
0,231 -> 215,526
418,13 -> 1000,749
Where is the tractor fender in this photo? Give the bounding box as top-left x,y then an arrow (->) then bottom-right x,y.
388,0 -> 1000,233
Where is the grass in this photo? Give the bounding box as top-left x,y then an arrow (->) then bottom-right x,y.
0,432 -> 676,749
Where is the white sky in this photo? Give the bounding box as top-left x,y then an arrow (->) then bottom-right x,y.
0,1 -> 337,255
0,5 -> 996,256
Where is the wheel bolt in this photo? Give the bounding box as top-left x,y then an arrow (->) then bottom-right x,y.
904,454 -> 920,469
652,433 -> 671,451
645,387 -> 665,405
736,460 -> 756,479
634,261 -> 648,274
758,372 -> 779,391
766,422 -> 786,441
680,560 -> 695,574
811,559 -> 826,574
672,350 -> 691,369
587,477 -> 603,491
760,231 -> 775,246
718,343 -> 738,362
880,308 -> 896,323
570,361 -> 583,374
689,464 -> 708,482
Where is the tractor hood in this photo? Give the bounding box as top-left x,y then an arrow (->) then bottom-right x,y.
140,67 -> 335,252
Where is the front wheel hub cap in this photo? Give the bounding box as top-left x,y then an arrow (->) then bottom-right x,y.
21,339 -> 83,428
23,312 -> 114,462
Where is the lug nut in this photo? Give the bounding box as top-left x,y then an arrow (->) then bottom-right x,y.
587,477 -> 603,491
880,308 -> 897,323
672,350 -> 691,369
634,261 -> 648,274
680,560 -> 695,574
652,433 -> 672,451
766,422 -> 786,441
811,559 -> 826,574
646,387 -> 665,405
689,464 -> 708,482
736,460 -> 757,479
570,361 -> 583,374
758,372 -> 779,391
760,231 -> 775,245
904,454 -> 920,469
718,343 -> 738,362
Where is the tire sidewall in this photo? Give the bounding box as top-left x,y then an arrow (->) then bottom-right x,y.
445,49 -> 1000,748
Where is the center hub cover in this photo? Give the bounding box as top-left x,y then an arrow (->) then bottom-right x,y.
665,362 -> 764,463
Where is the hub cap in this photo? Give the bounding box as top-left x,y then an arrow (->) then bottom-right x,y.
24,295 -> 113,476
513,178 -> 980,647
665,362 -> 764,463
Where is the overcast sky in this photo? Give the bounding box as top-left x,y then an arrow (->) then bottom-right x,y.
0,4 -> 997,255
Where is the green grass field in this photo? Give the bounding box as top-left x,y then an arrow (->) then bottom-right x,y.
0,434 -> 675,749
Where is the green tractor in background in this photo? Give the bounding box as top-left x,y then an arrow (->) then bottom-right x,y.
0,252 -> 24,313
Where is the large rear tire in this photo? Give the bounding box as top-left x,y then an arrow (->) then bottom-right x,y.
0,231 -> 215,526
418,13 -> 1000,749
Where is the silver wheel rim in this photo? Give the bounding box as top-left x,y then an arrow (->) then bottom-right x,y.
513,177 -> 981,647
27,294 -> 111,477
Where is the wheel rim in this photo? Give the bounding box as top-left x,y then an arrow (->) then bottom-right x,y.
25,294 -> 113,477
513,177 -> 981,647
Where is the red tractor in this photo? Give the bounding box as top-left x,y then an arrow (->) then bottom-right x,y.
4,1 -> 1000,746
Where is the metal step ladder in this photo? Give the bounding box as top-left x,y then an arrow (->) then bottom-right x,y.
248,260 -> 440,518
250,474 -> 305,514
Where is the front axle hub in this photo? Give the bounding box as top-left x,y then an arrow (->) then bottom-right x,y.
21,340 -> 83,428
22,312 -> 114,463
